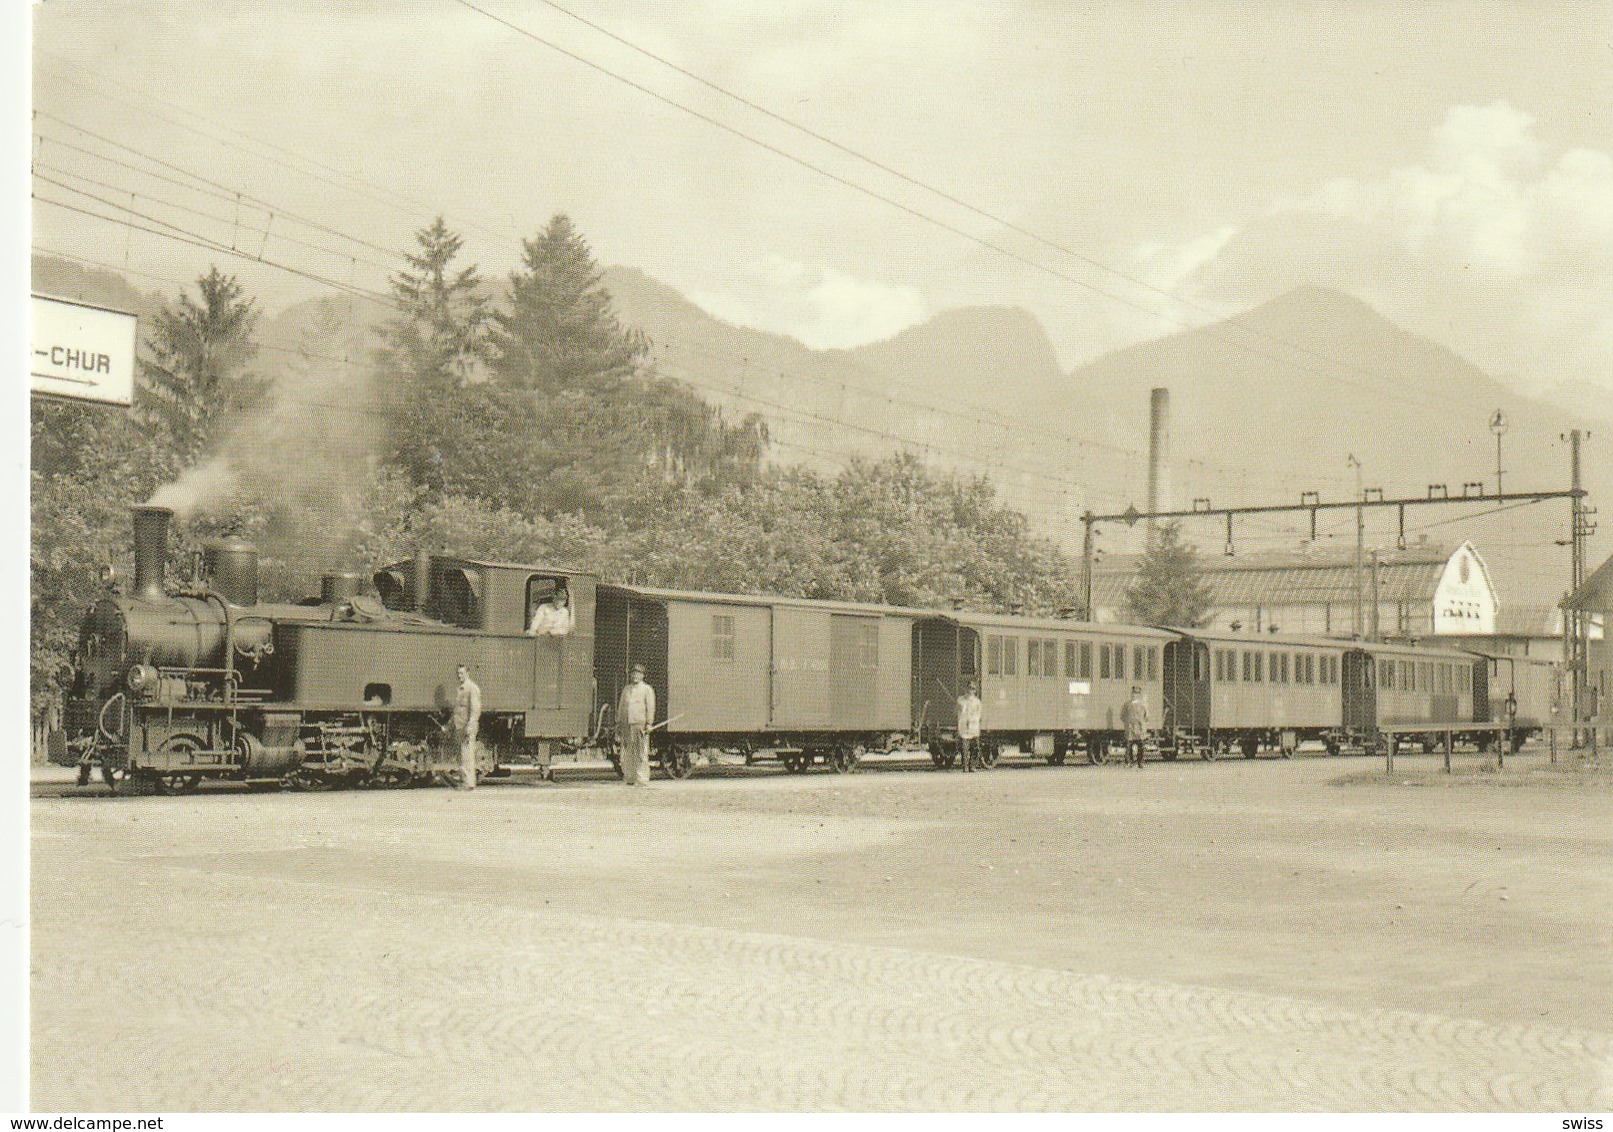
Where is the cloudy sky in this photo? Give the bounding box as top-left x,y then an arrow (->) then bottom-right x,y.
26,0 -> 1613,400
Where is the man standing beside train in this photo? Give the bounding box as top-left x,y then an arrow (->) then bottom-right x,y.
617,663 -> 655,787
956,680 -> 982,773
453,663 -> 482,790
1122,685 -> 1149,768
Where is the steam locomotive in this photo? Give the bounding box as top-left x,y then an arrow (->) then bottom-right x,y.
56,505 -> 598,793
53,506 -> 1561,793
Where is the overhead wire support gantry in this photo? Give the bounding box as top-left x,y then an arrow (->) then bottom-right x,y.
1077,480 -> 1591,652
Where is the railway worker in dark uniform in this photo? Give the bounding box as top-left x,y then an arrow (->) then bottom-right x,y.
1122,686 -> 1149,768
453,663 -> 482,790
956,680 -> 982,773
617,663 -> 655,787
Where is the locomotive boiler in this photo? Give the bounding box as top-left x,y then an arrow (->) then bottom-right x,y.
55,505 -> 599,793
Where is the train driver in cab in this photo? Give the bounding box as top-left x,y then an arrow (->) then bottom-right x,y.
527,582 -> 574,636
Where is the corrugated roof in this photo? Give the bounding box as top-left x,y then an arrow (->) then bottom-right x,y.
1091,544 -> 1459,612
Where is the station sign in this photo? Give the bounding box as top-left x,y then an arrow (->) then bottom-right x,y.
30,294 -> 138,407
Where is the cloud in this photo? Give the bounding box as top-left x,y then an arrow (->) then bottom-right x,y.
1144,102 -> 1613,401
690,256 -> 929,348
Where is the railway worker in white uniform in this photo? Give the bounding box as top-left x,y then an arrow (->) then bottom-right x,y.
956,680 -> 982,773
1121,686 -> 1149,768
617,663 -> 655,787
453,663 -> 482,790
527,584 -> 574,636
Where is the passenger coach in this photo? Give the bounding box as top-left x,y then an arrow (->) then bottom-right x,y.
1163,632 -> 1349,757
912,611 -> 1174,765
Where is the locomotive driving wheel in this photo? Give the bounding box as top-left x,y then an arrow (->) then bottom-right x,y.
1088,738 -> 1108,766
976,743 -> 1000,770
828,745 -> 859,774
154,735 -> 205,795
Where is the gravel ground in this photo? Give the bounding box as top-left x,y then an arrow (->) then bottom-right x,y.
29,751 -> 1613,1111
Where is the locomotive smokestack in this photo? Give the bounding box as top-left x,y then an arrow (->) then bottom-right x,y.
1146,387 -> 1171,539
131,505 -> 173,600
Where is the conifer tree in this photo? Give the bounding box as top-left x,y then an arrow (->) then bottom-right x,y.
138,267 -> 264,471
376,217 -> 494,490
1125,521 -> 1214,626
489,213 -> 646,394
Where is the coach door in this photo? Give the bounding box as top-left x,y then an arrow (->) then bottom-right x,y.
1471,658 -> 1491,722
1342,650 -> 1377,734
1162,638 -> 1210,736
770,605 -> 831,728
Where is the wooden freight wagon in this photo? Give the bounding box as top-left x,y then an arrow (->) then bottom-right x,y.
912,611 -> 1175,765
594,585 -> 924,775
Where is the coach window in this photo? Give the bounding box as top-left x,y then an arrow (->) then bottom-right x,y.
1065,640 -> 1076,678
1254,652 -> 1265,683
711,614 -> 736,662
1079,641 -> 1093,679
1130,645 -> 1142,682
987,636 -> 1002,677
860,622 -> 880,670
1046,639 -> 1058,677
1027,639 -> 1041,677
1148,646 -> 1159,681
1003,637 -> 1019,677
1099,643 -> 1111,680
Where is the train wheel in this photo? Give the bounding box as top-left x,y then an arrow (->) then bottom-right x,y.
285,768 -> 335,792
1088,740 -> 1108,766
155,774 -> 201,795
154,735 -> 204,795
1201,741 -> 1218,763
1324,741 -> 1340,757
977,743 -> 1000,770
664,747 -> 695,780
1046,750 -> 1066,766
828,746 -> 857,774
1241,737 -> 1259,759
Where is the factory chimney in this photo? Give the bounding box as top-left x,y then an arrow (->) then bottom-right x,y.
131,505 -> 173,600
1146,387 -> 1172,540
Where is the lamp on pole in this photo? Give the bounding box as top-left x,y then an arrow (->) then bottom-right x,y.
1489,409 -> 1509,495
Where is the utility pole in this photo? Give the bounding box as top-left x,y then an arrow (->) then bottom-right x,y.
1349,454 -> 1364,639
1569,429 -> 1587,740
1080,511 -> 1095,620
1368,548 -> 1382,641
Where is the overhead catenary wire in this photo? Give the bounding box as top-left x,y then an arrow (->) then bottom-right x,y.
526,0 -> 1421,401
448,0 -> 1466,417
34,164 -> 399,276
36,71 -> 1360,496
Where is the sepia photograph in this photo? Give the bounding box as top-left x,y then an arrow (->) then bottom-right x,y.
13,0 -> 1613,1115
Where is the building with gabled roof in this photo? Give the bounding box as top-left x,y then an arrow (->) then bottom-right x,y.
1090,541 -> 1499,639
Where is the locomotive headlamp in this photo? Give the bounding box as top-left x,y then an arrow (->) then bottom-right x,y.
125,664 -> 159,696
